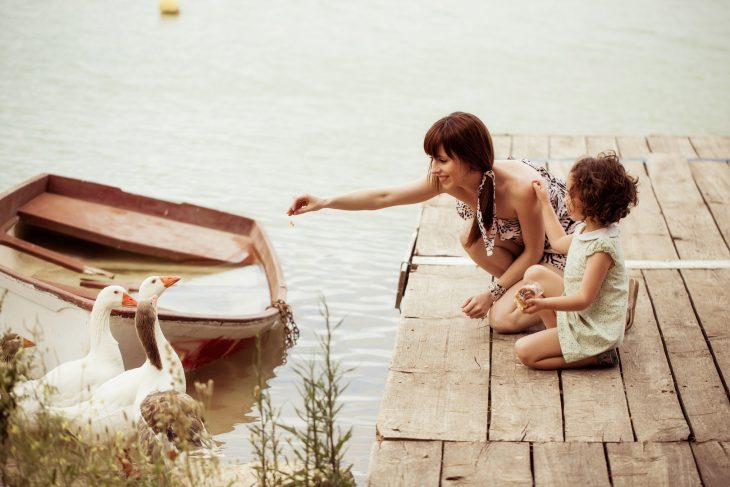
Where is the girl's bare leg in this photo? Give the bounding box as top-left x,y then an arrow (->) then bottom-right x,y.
514,328 -> 599,370
489,264 -> 564,334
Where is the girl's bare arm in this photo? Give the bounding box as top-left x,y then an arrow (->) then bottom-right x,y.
532,179 -> 572,254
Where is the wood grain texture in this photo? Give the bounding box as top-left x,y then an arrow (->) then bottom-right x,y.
586,136 -> 619,156
647,135 -> 698,157
690,441 -> 730,487
644,269 -> 730,441
619,271 -> 690,441
489,333 -> 562,441
512,135 -> 549,161
562,367 -> 634,442
617,136 -> 651,160
646,153 -> 729,259
493,135 -> 513,159
549,135 -> 587,160
367,440 -> 442,487
400,265 -> 490,319
533,442 -> 610,487
690,161 -> 730,246
441,442 -> 532,486
681,269 -> 730,397
689,136 -> 730,159
608,442 -> 701,487
416,204 -> 467,257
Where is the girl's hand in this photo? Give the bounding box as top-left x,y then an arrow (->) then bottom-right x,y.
287,194 -> 324,215
523,297 -> 546,314
531,179 -> 551,207
461,291 -> 494,319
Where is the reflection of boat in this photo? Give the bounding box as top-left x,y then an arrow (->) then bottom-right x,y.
0,174 -> 294,372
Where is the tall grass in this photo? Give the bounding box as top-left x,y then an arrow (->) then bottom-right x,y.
249,297 -> 355,487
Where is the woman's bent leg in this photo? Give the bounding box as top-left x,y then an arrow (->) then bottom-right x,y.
460,221 -> 517,276
489,264 -> 563,334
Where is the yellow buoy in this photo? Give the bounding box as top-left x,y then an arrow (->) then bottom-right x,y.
160,0 -> 180,15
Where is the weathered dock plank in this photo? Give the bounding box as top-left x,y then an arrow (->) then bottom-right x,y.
646,153 -> 730,259
549,135 -> 587,160
489,333 -> 562,442
441,442 -> 531,486
690,441 -> 730,487
562,367 -> 634,442
608,442 -> 701,487
616,136 -> 651,160
493,134 -> 513,159
533,443 -> 610,486
689,136 -> 730,159
620,160 -> 679,261
645,269 -> 730,441
681,269 -> 730,392
586,135 -> 619,156
689,161 -> 730,246
367,440 -> 442,487
400,265 -> 489,319
619,272 -> 689,441
512,135 -> 549,161
647,135 -> 698,157
416,204 -> 466,257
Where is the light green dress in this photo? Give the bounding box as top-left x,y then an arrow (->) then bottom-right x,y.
557,222 -> 628,363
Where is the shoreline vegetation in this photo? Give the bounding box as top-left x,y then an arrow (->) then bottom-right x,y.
0,296 -> 354,486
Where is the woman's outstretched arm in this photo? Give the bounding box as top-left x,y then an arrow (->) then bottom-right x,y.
287,175 -> 439,215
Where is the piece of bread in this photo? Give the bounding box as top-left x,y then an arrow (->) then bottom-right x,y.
514,284 -> 542,312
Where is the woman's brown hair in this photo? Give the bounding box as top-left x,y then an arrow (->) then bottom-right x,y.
423,112 -> 495,247
569,151 -> 639,225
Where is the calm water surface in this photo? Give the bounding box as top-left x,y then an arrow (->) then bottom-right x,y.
1,0 -> 729,482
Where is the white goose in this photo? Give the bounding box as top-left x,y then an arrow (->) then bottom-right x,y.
55,294 -> 185,442
13,285 -> 136,413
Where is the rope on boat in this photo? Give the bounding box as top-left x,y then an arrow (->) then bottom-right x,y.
272,299 -> 300,349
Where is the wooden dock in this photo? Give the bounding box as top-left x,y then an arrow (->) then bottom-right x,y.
367,135 -> 730,486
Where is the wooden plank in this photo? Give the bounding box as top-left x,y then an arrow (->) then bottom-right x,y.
619,271 -> 690,441
690,161 -> 730,246
647,135 -> 698,157
367,440 -> 442,487
689,136 -> 730,159
376,369 -> 488,441
549,135 -> 587,160
400,265 -> 490,319
644,269 -> 730,441
533,443 -> 610,487
492,134 -> 513,159
620,161 -> 678,260
512,135 -> 549,160
681,269 -> 730,391
442,442 -> 531,486
690,441 -> 730,487
562,367 -> 634,442
646,153 -> 730,259
416,204 -> 466,257
617,136 -> 650,160
608,442 -> 701,487
586,135 -> 619,156
489,333 -> 562,441
391,317 -> 489,373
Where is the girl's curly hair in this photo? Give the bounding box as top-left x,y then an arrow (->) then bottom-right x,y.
569,151 -> 639,225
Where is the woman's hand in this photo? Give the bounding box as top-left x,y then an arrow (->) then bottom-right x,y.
531,179 -> 551,207
461,291 -> 494,319
287,194 -> 325,216
522,297 -> 546,314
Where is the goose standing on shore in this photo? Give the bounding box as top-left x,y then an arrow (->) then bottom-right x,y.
54,294 -> 184,442
13,286 -> 137,413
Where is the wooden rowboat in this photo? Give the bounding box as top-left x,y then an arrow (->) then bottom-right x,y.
0,174 -> 294,372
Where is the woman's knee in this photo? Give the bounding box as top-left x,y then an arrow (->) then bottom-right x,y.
524,264 -> 548,283
489,306 -> 521,334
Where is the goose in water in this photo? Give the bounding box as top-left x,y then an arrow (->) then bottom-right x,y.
1,332 -> 34,363
54,295 -> 184,442
137,390 -> 213,460
13,286 -> 137,413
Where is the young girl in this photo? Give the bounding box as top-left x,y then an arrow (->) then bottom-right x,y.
514,151 -> 639,370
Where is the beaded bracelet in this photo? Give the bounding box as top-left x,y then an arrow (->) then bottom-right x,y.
488,281 -> 507,301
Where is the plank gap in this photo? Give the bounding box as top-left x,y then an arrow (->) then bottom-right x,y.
616,351 -> 638,442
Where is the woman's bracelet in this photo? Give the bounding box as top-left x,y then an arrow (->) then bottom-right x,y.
488,281 -> 507,301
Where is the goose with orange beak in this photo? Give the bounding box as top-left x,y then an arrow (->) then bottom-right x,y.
1,332 -> 35,363
13,285 -> 137,413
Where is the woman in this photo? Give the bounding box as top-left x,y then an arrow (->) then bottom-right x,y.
287,112 -> 577,333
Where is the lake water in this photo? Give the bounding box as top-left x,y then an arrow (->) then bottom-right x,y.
1,0 -> 728,482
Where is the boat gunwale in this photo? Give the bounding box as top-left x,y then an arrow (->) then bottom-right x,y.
0,173 -> 287,325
